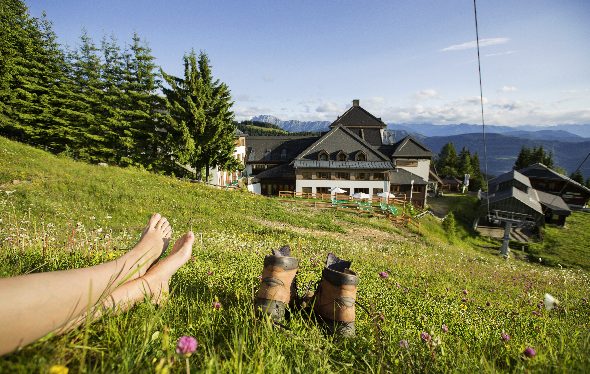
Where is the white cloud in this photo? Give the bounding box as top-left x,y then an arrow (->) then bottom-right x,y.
316,101 -> 342,113
485,50 -> 516,57
500,86 -> 517,93
414,89 -> 439,100
441,37 -> 509,52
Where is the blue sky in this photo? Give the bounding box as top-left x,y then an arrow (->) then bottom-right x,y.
27,0 -> 590,125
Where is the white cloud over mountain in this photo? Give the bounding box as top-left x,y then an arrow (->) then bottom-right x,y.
441,37 -> 509,52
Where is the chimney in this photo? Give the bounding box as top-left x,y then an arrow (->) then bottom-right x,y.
352,99 -> 359,107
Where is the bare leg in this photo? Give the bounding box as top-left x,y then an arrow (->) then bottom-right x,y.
58,232 -> 195,333
0,213 -> 172,356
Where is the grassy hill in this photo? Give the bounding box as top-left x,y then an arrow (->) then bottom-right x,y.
1,136 -> 589,372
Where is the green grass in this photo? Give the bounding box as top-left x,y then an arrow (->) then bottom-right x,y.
1,137 -> 590,373
528,212 -> 590,270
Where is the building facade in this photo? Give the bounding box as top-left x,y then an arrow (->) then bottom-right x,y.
245,100 -> 433,207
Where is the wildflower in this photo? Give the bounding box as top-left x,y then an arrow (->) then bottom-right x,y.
532,310 -> 540,316
462,289 -> 468,295
501,332 -> 510,342
399,339 -> 409,349
176,336 -> 198,357
106,215 -> 112,219
523,346 -> 536,358
461,297 -> 468,303
49,365 -> 69,374
212,301 -> 222,310
441,324 -> 448,333
544,293 -> 559,310
420,332 -> 431,342
207,270 -> 213,276
486,301 -> 491,307
379,271 -> 389,279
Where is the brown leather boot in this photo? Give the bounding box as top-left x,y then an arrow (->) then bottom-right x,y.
314,253 -> 358,337
254,246 -> 299,321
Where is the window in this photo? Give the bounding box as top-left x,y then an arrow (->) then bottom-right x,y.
252,164 -> 268,173
316,187 -> 330,195
356,172 -> 370,180
336,172 -> 350,180
396,159 -> 418,167
354,188 -> 369,194
302,187 -> 312,194
280,149 -> 287,160
301,172 -> 313,179
373,172 -> 386,180
336,151 -> 347,161
318,150 -> 329,161
374,188 -> 383,195
317,172 -> 331,180
355,151 -> 367,161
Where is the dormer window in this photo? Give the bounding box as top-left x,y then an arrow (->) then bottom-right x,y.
336,151 -> 347,161
355,151 -> 367,161
318,150 -> 329,161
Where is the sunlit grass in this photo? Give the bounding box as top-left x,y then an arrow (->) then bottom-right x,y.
1,136 -> 589,373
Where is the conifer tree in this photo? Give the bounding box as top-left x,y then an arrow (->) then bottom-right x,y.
570,170 -> 584,185
437,142 -> 458,178
160,50 -> 238,179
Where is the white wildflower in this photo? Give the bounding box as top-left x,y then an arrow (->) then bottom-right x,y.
544,293 -> 559,310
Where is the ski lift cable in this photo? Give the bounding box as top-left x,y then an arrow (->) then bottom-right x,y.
473,0 -> 491,217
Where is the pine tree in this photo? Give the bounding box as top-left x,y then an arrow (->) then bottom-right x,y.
470,152 -> 484,191
437,142 -> 458,178
160,50 -> 238,179
570,170 -> 584,185
123,33 -> 164,169
458,147 -> 473,177
514,145 -> 555,170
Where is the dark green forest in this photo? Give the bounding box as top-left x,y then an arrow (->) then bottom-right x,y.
0,0 -> 239,178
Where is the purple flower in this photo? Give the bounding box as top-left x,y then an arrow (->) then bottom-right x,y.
379,271 -> 389,279
420,332 -> 431,342
441,324 -> 448,333
212,301 -> 222,310
461,297 -> 468,303
532,310 -> 540,316
486,301 -> 491,307
462,289 -> 468,295
399,339 -> 409,349
524,346 -> 536,358
501,332 -> 510,342
207,270 -> 213,276
176,336 -> 198,356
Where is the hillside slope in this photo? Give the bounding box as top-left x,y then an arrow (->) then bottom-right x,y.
0,137 -> 589,372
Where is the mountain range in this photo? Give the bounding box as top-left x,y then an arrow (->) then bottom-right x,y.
251,115 -> 590,178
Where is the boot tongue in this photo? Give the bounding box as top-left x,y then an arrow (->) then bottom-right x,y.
272,245 -> 291,257
325,253 -> 352,272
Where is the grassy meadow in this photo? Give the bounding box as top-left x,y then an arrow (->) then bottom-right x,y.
1,136 -> 589,373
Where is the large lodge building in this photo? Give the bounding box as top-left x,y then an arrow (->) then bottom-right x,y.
244,100 -> 434,207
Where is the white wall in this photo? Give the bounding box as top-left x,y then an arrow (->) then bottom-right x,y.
397,159 -> 430,182
248,183 -> 261,194
296,179 -> 389,195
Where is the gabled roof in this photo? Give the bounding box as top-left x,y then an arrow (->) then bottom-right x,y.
429,169 -> 443,184
487,186 -> 543,214
389,168 -> 428,185
488,169 -> 531,192
520,163 -> 590,193
246,136 -> 318,163
535,189 -> 571,216
294,125 -> 391,162
330,104 -> 386,129
391,136 -> 433,159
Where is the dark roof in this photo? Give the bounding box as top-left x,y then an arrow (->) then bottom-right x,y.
391,136 -> 433,159
293,160 -> 393,169
346,127 -> 383,146
442,177 -> 462,184
535,189 -> 571,216
295,125 -> 391,162
389,168 -> 428,185
252,163 -> 295,181
429,169 -> 443,184
488,170 -> 531,191
520,163 -> 590,193
487,186 -> 543,214
330,104 -> 386,129
246,136 -> 318,163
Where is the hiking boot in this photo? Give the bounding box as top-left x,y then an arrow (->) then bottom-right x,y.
254,246 -> 299,321
314,253 -> 358,337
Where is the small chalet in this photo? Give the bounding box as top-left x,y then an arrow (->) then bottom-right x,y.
480,169 -> 571,227
519,163 -> 590,208
245,100 -> 433,207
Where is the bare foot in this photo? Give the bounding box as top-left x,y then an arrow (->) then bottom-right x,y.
141,232 -> 194,304
129,213 -> 173,279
